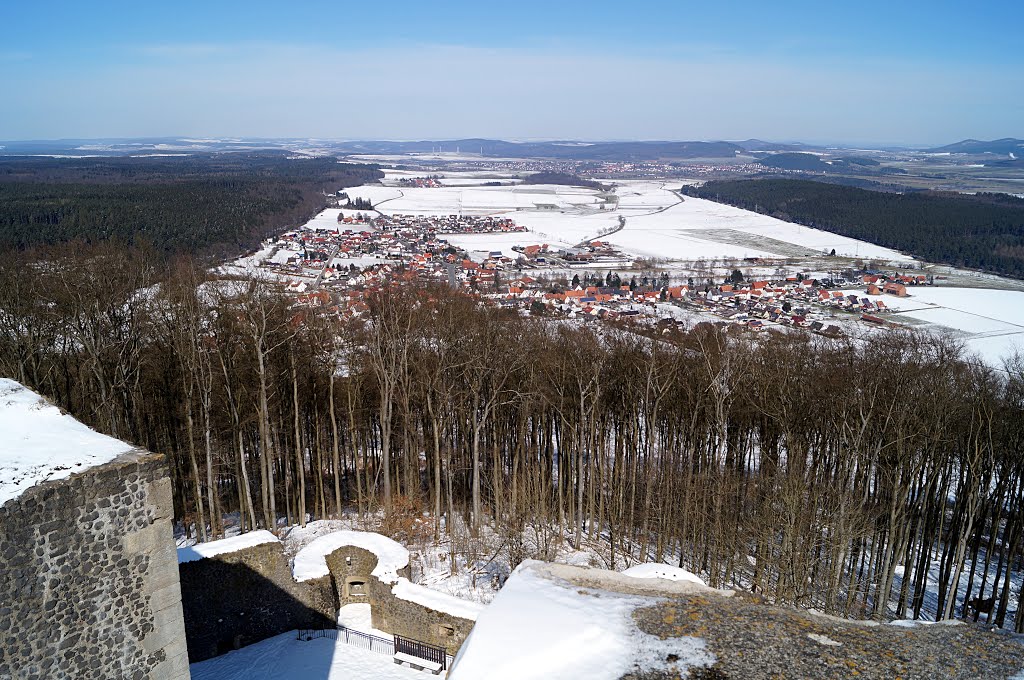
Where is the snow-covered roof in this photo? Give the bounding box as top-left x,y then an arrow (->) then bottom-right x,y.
0,379 -> 135,506
177,530 -> 281,564
292,530 -> 410,583
448,561 -> 720,680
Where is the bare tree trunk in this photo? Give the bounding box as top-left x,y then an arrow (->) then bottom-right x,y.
291,352 -> 307,526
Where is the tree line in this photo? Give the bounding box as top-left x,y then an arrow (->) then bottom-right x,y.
0,153 -> 382,257
682,179 -> 1024,278
2,244 -> 1024,629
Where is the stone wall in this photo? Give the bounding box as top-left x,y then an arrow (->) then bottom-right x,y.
322,544 -> 474,655
324,545 -> 410,607
0,450 -> 190,680
371,579 -> 476,655
178,541 -> 335,662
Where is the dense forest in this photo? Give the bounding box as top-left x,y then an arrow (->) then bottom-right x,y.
3,243 -> 1024,630
683,179 -> 1024,278
755,153 -> 881,172
0,153 -> 382,257
523,172 -> 609,190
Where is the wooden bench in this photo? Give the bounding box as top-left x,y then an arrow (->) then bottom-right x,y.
393,651 -> 444,675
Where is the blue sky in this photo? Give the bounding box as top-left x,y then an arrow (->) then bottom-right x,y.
1,0 -> 1021,144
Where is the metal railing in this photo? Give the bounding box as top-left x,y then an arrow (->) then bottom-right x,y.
298,626 -> 396,656
297,626 -> 452,670
395,634 -> 447,670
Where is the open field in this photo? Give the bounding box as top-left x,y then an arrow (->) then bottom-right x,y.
348,177 -> 911,262
347,183 -> 604,215
880,287 -> 1024,366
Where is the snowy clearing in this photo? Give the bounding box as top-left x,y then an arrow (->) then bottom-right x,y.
442,232 -> 574,260
345,184 -> 604,216
877,287 -> 1024,366
0,379 -> 134,506
603,186 -> 910,261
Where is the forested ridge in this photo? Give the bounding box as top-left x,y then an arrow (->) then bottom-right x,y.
523,171 -> 609,190
3,245 -> 1024,630
0,153 -> 382,256
683,179 -> 1024,277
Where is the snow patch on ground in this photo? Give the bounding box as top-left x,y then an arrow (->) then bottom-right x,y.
189,630 -> 427,680
215,242 -> 276,276
177,530 -> 280,564
0,379 -> 135,506
887,619 -> 936,628
807,633 -> 842,646
337,603 -> 391,638
623,563 -> 707,586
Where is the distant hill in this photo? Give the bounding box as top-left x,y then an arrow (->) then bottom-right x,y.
841,156 -> 880,167
336,139 -> 744,160
928,138 -> 1024,155
758,153 -> 886,173
735,139 -> 811,152
757,152 -> 832,171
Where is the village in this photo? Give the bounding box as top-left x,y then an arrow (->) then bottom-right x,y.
234,204 -> 934,341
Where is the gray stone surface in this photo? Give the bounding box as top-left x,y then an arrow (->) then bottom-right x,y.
631,593 -> 1024,680
178,540 -> 335,662
0,449 -> 189,680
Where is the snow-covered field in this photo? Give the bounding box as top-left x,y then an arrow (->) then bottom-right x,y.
345,184 -> 604,215
599,181 -> 910,261
344,176 -> 911,262
380,169 -> 524,186
880,287 -> 1024,366
443,232 -> 572,260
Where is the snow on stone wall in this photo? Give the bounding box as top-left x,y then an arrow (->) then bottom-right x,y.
0,443 -> 190,680
0,379 -> 134,506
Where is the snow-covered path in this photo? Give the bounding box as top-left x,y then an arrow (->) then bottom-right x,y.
189,631 -> 427,680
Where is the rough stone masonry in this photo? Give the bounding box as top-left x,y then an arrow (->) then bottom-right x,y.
0,449 -> 190,680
